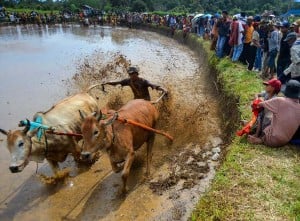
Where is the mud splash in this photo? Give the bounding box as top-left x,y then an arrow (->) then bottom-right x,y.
0,26 -> 223,221
64,49 -> 224,221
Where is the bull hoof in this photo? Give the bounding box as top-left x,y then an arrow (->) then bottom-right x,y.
112,162 -> 124,173
117,187 -> 128,197
112,166 -> 123,173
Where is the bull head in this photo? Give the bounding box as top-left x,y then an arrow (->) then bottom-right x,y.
79,110 -> 102,122
80,110 -> 105,162
1,125 -> 33,173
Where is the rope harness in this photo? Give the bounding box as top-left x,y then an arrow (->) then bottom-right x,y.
19,109 -> 173,149
103,112 -> 174,141
19,119 -> 83,160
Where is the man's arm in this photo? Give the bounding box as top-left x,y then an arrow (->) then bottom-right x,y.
258,97 -> 280,114
102,79 -> 129,87
146,80 -> 168,94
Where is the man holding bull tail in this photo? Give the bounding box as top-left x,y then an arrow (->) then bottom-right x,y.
101,66 -> 168,101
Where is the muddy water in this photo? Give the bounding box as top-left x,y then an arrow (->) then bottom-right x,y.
0,24 -> 222,221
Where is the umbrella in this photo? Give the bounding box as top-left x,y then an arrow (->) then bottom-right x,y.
204,14 -> 212,18
193,13 -> 204,19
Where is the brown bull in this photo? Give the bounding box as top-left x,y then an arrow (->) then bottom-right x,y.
0,85 -> 101,175
79,99 -> 159,193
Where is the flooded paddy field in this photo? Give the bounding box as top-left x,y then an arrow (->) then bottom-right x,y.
0,24 -> 223,221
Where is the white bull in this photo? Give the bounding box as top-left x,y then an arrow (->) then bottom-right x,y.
0,85 -> 100,174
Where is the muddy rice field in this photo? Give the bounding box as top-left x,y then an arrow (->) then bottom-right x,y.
0,24 -> 224,221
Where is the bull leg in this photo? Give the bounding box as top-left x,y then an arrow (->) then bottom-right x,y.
110,160 -> 123,173
121,151 -> 135,193
73,138 -> 82,161
146,133 -> 155,176
47,160 -> 59,176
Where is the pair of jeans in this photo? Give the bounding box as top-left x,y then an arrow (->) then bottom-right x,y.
198,26 -> 205,37
268,49 -> 278,69
254,47 -> 262,70
216,36 -> 227,58
232,43 -> 243,62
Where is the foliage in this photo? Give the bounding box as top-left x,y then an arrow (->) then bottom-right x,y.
131,0 -> 147,12
1,0 -> 300,14
5,7 -> 59,14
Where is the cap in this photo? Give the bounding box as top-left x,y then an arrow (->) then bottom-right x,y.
247,16 -> 253,20
292,19 -> 300,26
284,32 -> 297,42
127,66 -> 139,74
263,79 -> 282,94
253,15 -> 261,22
280,21 -> 290,28
282,80 -> 300,99
214,13 -> 220,18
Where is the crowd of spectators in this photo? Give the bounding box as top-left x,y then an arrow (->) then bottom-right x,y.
194,10 -> 300,147
202,10 -> 300,84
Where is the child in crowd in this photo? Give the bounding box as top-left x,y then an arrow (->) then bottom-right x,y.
251,79 -> 281,138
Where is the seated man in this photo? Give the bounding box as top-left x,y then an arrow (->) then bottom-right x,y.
102,66 -> 168,101
248,80 -> 300,147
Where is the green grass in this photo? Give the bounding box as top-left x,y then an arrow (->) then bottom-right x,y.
187,38 -> 300,221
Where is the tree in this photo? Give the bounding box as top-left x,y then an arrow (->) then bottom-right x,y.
110,0 -> 128,7
131,0 -> 147,12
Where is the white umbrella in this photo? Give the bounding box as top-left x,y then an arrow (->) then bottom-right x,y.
193,13 -> 204,19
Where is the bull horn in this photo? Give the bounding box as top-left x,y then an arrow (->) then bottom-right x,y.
96,110 -> 102,122
0,128 -> 8,135
79,110 -> 87,120
23,119 -> 30,134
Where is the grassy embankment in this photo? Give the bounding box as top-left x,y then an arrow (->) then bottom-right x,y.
143,24 -> 300,221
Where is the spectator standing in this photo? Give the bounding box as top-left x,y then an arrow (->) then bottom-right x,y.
210,14 -> 219,51
248,22 -> 260,70
266,23 -> 281,78
261,23 -> 271,79
216,10 -> 230,58
229,16 -> 244,62
277,22 -> 292,83
169,15 -> 177,36
283,32 -> 300,83
253,22 -> 266,72
239,16 -> 254,65
197,16 -> 205,37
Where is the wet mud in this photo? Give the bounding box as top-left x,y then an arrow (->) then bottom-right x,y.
0,25 -> 224,221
